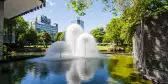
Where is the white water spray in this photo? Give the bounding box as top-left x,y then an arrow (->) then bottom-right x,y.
44,24 -> 101,59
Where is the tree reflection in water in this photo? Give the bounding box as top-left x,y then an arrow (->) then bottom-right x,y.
0,60 -> 35,84
107,55 -> 152,84
0,58 -> 106,84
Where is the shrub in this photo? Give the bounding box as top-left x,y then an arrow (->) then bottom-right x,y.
3,45 -> 8,55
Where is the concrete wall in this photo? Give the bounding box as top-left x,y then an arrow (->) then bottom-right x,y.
133,11 -> 168,83
0,1 -> 4,59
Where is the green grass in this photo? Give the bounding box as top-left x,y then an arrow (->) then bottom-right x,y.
24,45 -> 50,48
107,55 -> 152,84
97,45 -> 126,51
97,46 -> 110,50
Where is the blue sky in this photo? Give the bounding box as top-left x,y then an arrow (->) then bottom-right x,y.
23,0 -> 113,33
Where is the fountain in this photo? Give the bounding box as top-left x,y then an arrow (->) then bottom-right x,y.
75,33 -> 99,57
65,24 -> 83,54
44,41 -> 72,60
26,23 -> 107,84
44,23 -> 101,60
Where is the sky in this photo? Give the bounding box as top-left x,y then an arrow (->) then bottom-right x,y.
23,0 -> 113,33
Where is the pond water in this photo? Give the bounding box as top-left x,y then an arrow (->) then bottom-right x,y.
0,55 -> 152,84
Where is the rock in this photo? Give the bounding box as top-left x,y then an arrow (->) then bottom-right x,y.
107,48 -> 115,53
133,11 -> 168,83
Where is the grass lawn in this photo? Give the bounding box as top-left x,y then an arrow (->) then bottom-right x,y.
97,46 -> 110,50
24,45 -> 50,48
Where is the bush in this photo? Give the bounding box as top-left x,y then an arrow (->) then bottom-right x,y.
125,46 -> 132,53
3,45 -> 8,55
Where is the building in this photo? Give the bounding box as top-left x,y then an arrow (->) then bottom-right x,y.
71,17 -> 84,30
34,15 -> 58,42
0,0 -> 46,58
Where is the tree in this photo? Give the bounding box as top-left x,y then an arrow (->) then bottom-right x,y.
41,31 -> 51,48
24,27 -> 38,45
54,32 -> 65,41
67,0 -> 168,16
15,16 -> 29,42
105,18 -> 124,45
91,27 -> 105,43
18,34 -> 26,47
66,0 -> 132,16
37,32 -> 43,44
59,32 -> 65,41
102,34 -> 111,43
67,0 -> 168,41
54,32 -> 62,41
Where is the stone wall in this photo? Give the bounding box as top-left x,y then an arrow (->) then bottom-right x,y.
133,11 -> 168,83
0,1 -> 4,59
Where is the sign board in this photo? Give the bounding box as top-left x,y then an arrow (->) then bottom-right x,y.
41,15 -> 51,24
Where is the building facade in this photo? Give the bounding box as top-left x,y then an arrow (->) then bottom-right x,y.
71,17 -> 84,30
0,0 -> 46,58
34,15 -> 58,42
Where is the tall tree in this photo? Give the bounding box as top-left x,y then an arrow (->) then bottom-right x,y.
24,28 -> 38,45
41,31 -> 51,48
54,32 -> 65,41
59,32 -> 65,41
18,34 -> 26,47
91,27 -> 105,43
67,0 -> 168,42
66,0 -> 133,16
15,16 -> 29,42
37,32 -> 44,44
104,18 -> 124,45
54,32 -> 63,41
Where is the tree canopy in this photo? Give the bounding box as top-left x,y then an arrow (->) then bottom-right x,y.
24,27 -> 38,45
67,0 -> 168,52
67,0 -> 168,16
91,27 -> 105,43
54,32 -> 65,41
67,0 -> 168,43
15,16 -> 29,41
104,18 -> 124,44
41,31 -> 52,47
66,0 -> 132,16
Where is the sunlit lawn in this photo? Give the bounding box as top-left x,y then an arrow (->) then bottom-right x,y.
25,45 -> 110,50
97,46 -> 110,50
107,55 -> 152,84
24,45 -> 50,48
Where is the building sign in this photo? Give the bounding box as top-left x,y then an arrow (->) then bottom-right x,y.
41,15 -> 51,24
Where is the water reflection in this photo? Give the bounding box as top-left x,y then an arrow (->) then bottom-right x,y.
0,58 -> 109,84
107,56 -> 152,84
76,59 -> 101,81
14,52 -> 45,56
35,60 -> 72,74
66,59 -> 103,84
0,61 -> 34,84
66,61 -> 81,84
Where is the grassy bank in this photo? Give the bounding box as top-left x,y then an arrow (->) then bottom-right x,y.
97,46 -> 110,50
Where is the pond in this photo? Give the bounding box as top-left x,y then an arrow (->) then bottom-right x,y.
0,55 -> 152,84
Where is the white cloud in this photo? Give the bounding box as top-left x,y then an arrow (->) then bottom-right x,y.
46,0 -> 56,6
